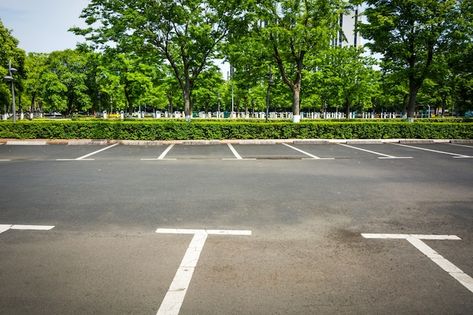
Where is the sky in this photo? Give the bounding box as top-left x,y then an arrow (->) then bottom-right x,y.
0,0 -> 90,53
0,0 -> 231,76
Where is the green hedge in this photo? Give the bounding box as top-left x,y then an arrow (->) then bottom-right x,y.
0,120 -> 472,140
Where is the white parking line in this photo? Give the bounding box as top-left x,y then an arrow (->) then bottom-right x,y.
0,224 -> 55,234
339,144 -> 412,159
56,143 -> 119,161
76,143 -> 119,160
362,233 -> 473,293
156,228 -> 252,315
227,143 -> 243,160
395,143 -> 473,158
56,158 -> 95,161
449,143 -> 473,149
156,228 -> 252,236
145,144 -> 177,161
282,143 -> 334,160
0,159 -> 11,162
0,225 -> 11,234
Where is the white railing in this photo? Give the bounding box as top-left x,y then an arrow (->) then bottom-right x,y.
0,111 -> 419,120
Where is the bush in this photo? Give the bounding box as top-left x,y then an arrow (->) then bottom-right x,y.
0,120 -> 472,140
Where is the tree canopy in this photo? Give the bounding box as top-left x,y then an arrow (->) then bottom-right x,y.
1,1 -> 473,120
359,0 -> 472,119
72,0 -> 246,120
0,19 -> 26,112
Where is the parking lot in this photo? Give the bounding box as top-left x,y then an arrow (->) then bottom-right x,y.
0,142 -> 472,314
0,141 -> 473,161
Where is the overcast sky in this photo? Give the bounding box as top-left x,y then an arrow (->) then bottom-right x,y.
0,0 -> 90,53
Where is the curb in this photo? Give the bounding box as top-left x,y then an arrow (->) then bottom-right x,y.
0,139 -> 472,145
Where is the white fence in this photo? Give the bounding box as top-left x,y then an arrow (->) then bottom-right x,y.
0,110 -> 407,120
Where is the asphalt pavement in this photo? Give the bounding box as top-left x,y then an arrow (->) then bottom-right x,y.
0,142 -> 472,314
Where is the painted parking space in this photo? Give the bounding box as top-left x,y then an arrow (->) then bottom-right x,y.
0,230 -> 184,315
1,226 -> 470,314
338,143 -> 413,159
287,143 -> 385,159
0,145 -> 110,161
56,143 -> 119,161
155,228 -> 252,315
1,142 -> 473,161
0,144 -> 168,161
232,144 -> 307,159
92,144 -> 169,161
166,144 -> 235,160
362,233 -> 473,293
334,143 -> 414,159
394,143 -> 473,158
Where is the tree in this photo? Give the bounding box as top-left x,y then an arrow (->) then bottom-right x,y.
73,0 -> 244,120
449,45 -> 473,114
193,65 -> 224,113
225,25 -> 273,115
159,68 -> 182,114
376,69 -> 409,114
437,0 -> 473,115
245,0 -> 345,122
359,0 -> 466,120
93,51 -> 168,114
0,19 -> 26,115
40,50 -> 91,115
419,54 -> 456,116
24,53 -> 49,113
314,47 -> 381,117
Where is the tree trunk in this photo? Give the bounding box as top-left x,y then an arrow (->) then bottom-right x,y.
402,94 -> 409,115
265,84 -> 271,122
183,77 -> 192,121
67,96 -> 75,118
407,81 -> 421,121
167,94 -> 173,114
204,98 -> 209,113
244,96 -> 248,116
183,88 -> 192,121
124,85 -> 132,115
292,83 -> 301,123
271,40 -> 303,123
30,93 -> 36,113
344,97 -> 351,119
441,96 -> 447,117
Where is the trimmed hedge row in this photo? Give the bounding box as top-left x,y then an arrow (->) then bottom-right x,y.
0,120 -> 472,140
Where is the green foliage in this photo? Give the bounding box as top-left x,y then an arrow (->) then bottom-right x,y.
306,47 -> 381,114
39,50 -> 92,115
0,19 -> 26,112
23,53 -> 48,112
0,120 -> 471,140
2,3 -> 473,121
360,0 -> 470,118
98,52 -> 167,112
230,0 -> 346,117
72,0 -> 244,117
193,65 -> 224,112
